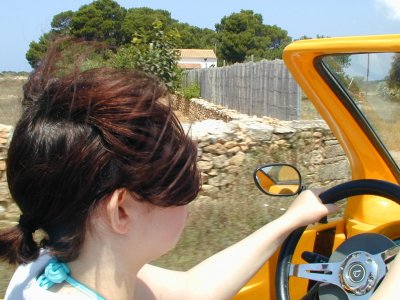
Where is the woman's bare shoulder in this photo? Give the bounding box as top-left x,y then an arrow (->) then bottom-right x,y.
135,264 -> 190,300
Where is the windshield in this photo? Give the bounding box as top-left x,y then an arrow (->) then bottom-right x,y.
321,53 -> 400,170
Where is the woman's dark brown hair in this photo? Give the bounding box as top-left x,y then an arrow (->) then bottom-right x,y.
0,39 -> 200,264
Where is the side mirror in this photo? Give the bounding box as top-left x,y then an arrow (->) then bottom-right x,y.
253,163 -> 302,196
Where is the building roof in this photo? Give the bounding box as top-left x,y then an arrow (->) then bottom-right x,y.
178,63 -> 202,69
177,49 -> 217,59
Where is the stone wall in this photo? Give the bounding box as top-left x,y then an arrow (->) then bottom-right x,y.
185,118 -> 349,201
0,98 -> 350,224
0,125 -> 17,224
171,96 -> 247,122
173,96 -> 350,201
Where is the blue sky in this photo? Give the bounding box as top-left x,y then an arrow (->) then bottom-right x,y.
1,0 -> 400,71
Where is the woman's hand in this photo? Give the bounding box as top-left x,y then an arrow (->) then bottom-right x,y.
283,189 -> 338,228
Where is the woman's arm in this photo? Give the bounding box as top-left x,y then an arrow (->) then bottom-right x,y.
370,251 -> 400,300
137,190 -> 337,300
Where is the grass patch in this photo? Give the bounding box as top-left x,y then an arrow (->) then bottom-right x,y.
300,94 -> 323,120
0,76 -> 25,126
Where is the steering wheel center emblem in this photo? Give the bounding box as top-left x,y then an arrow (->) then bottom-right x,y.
339,251 -> 379,295
348,263 -> 366,283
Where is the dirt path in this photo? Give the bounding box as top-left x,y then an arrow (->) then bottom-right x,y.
174,109 -> 192,123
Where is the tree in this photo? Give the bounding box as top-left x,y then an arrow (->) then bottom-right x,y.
26,2 -> 220,69
378,53 -> 400,100
215,10 -> 291,64
173,23 -> 217,49
26,32 -> 60,67
296,34 -> 330,41
51,11 -> 74,33
110,21 -> 181,91
121,7 -> 176,44
121,8 -> 216,49
70,0 -> 126,45
322,54 -> 362,99
26,12 -> 76,67
388,53 -> 400,89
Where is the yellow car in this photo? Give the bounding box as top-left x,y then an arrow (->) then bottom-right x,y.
234,35 -> 400,299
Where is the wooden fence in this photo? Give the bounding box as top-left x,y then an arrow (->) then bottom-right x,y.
182,60 -> 300,120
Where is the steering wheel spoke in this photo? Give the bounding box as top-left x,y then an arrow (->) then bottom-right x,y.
289,261 -> 342,286
379,244 -> 400,264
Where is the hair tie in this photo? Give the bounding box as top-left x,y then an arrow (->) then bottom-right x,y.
18,214 -> 39,234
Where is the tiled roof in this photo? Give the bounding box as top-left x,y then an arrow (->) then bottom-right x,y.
178,63 -> 202,69
177,49 -> 217,59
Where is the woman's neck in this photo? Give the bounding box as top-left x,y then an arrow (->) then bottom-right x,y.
65,232 -> 144,300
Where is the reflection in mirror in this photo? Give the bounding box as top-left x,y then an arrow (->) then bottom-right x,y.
254,164 -> 301,196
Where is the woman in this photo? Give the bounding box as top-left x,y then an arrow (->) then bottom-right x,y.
0,40 -> 340,299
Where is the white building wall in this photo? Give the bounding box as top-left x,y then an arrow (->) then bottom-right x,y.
179,57 -> 218,68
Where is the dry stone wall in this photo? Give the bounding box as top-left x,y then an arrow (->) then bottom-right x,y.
185,118 -> 350,201
0,125 -> 17,224
0,98 -> 350,224
173,96 -> 350,201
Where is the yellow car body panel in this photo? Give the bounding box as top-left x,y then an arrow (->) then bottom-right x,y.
233,34 -> 400,299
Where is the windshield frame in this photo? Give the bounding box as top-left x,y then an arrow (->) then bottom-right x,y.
314,54 -> 400,181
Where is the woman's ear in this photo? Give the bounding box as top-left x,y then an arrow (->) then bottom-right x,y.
106,188 -> 131,234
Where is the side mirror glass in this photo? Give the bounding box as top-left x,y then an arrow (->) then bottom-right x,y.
254,164 -> 302,196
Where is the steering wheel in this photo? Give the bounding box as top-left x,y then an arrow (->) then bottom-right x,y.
276,179 -> 400,300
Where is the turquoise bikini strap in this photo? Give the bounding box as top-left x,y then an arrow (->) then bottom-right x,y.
37,258 -> 105,300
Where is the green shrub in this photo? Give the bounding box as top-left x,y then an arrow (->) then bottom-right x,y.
109,21 -> 182,91
179,83 -> 201,100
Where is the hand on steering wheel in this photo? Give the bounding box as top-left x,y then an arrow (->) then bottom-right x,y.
276,179 -> 400,300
